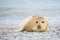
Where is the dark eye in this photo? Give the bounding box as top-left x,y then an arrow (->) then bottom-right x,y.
36,21 -> 38,23
42,21 -> 44,23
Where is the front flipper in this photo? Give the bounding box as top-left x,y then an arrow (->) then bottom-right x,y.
16,26 -> 25,32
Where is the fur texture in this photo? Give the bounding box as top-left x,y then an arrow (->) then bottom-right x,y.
16,15 -> 48,32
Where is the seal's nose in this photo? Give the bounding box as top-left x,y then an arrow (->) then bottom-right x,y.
37,25 -> 41,29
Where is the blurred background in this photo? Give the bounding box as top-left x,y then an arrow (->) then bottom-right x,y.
0,0 -> 60,27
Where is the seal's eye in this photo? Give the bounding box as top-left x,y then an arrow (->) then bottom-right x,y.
42,21 -> 44,23
36,21 -> 38,23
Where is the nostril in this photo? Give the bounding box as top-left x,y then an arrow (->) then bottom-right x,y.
37,25 -> 41,29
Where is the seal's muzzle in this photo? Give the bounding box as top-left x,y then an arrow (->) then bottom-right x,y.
37,25 -> 41,29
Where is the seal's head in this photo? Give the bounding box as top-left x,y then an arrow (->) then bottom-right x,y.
26,15 -> 48,32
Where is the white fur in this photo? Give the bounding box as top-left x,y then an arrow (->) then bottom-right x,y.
17,15 -> 33,31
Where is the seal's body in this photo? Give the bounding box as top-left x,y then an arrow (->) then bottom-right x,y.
17,15 -> 48,32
